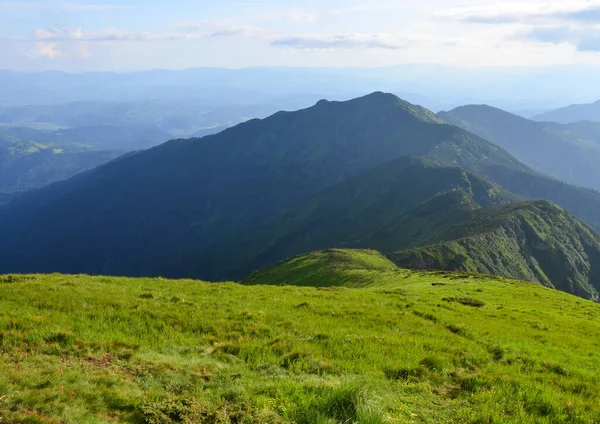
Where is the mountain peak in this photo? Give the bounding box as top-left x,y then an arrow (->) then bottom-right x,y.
346,91 -> 445,124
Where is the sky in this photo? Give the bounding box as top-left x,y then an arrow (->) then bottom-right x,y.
3,0 -> 600,71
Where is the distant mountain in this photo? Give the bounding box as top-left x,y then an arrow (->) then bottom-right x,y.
0,125 -> 171,151
0,99 -> 315,137
389,201 -> 600,301
513,108 -> 555,119
534,100 -> 600,124
0,141 -> 122,192
439,105 -> 600,191
2,92 -> 600,285
2,66 -> 599,112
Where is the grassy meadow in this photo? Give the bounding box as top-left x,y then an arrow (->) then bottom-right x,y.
1,251 -> 600,423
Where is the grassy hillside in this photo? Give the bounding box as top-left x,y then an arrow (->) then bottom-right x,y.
242,249 -> 401,288
3,262 -> 600,422
388,201 -> 600,300
439,105 -> 600,191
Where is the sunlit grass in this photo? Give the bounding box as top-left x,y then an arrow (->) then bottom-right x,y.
1,264 -> 600,423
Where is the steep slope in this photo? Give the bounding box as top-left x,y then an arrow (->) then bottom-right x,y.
389,201 -> 600,301
439,105 -> 600,191
186,157 -> 516,280
2,92 -> 600,279
534,99 -> 600,123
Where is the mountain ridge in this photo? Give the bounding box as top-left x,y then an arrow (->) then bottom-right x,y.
2,92 -> 600,296
388,200 -> 600,301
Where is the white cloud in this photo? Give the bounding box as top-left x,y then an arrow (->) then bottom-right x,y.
523,25 -> 600,51
19,25 -> 402,52
437,1 -> 600,24
25,41 -> 90,59
19,27 -> 207,42
210,26 -> 269,39
5,0 -> 600,70
0,1 -> 136,12
271,33 -> 403,50
435,1 -> 600,53
35,27 -> 83,41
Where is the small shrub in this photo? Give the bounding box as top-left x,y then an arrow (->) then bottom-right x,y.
383,367 -> 424,381
301,385 -> 387,424
523,392 -> 558,418
313,333 -> 329,341
487,345 -> 505,361
282,351 -> 309,369
542,362 -> 569,376
212,342 -> 241,356
413,311 -> 438,323
0,275 -> 34,284
304,358 -> 336,375
419,356 -> 444,372
446,324 -> 469,337
459,376 -> 491,394
140,397 -> 282,424
443,297 -> 485,307
44,331 -> 75,346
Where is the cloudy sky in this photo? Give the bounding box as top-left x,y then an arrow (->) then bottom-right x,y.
2,0 -> 600,71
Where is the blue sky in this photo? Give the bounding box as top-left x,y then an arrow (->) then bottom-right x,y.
2,0 -> 600,71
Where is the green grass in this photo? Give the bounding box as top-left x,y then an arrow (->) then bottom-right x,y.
2,262 -> 600,423
242,249 -> 401,288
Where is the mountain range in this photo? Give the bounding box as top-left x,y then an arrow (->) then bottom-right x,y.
2,92 -> 600,300
439,105 -> 600,192
534,99 -> 600,124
